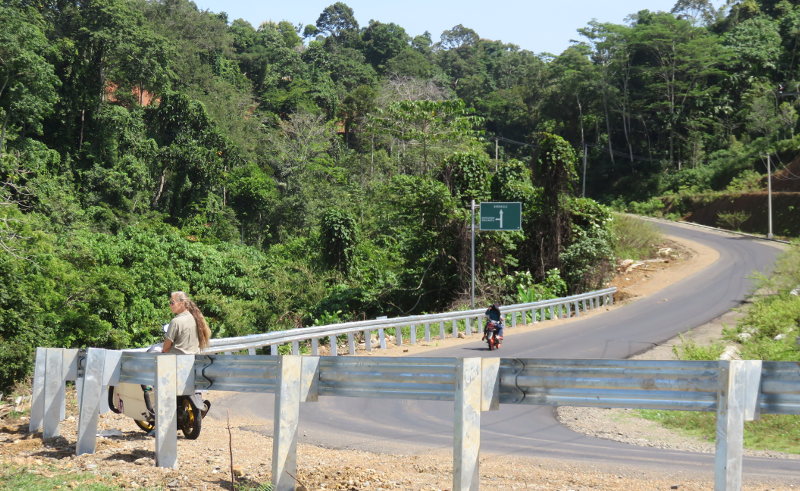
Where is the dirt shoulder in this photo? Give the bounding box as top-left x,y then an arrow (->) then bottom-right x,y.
0,229 -> 795,490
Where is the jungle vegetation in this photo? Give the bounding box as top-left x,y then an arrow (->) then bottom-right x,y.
3,0 -> 800,391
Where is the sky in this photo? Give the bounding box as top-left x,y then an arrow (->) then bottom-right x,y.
190,0 -> 703,55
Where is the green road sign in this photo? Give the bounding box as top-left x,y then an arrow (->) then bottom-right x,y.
479,202 -> 521,231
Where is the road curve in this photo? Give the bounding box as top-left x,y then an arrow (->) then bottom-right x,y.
213,221 -> 798,482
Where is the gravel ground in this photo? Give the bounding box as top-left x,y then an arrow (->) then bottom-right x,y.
1,233 -> 797,490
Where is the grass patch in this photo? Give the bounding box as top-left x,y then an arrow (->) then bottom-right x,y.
637,411 -> 800,454
610,214 -> 661,260
0,465 -> 121,490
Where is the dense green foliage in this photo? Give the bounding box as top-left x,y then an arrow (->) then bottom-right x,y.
4,0 -> 800,392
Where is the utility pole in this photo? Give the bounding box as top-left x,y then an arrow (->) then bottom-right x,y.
470,200 -> 476,309
582,144 -> 588,198
767,154 -> 774,239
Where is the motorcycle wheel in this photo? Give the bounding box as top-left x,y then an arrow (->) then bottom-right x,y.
135,418 -> 154,432
179,397 -> 202,440
107,386 -> 122,414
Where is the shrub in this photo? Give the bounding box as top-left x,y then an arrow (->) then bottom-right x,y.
671,337 -> 726,360
725,169 -> 763,193
716,210 -> 751,230
627,197 -> 667,216
610,214 -> 660,260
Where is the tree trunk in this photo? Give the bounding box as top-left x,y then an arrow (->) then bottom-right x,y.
79,109 -> 85,149
601,89 -> 616,168
152,168 -> 167,207
0,117 -> 7,160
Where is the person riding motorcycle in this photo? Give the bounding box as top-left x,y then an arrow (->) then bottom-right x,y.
483,303 -> 504,344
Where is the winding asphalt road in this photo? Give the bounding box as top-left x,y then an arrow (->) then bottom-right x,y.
213,221 -> 798,482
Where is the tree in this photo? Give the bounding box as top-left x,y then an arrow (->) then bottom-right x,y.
373,99 -> 484,175
147,91 -> 234,219
628,11 -> 726,169
362,21 -> 409,72
671,0 -> 719,26
438,25 -> 479,50
380,174 -> 463,312
441,152 -> 490,205
527,133 -> 578,280
723,15 -> 781,92
315,2 -> 359,39
0,5 -> 60,156
263,111 -> 339,236
320,209 -> 357,272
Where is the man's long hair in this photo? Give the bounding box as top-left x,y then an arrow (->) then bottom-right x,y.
172,291 -> 212,349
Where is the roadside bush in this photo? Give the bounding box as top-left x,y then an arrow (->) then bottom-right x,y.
561,198 -> 615,292
671,337 -> 726,360
626,197 -> 667,217
725,169 -> 763,193
610,214 -> 660,260
734,293 -> 800,341
515,269 -> 567,304
716,210 -> 750,230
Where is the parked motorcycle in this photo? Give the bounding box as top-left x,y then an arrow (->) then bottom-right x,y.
108,331 -> 210,439
108,382 -> 210,439
483,320 -> 503,350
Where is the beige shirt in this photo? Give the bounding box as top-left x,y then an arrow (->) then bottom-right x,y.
165,310 -> 200,354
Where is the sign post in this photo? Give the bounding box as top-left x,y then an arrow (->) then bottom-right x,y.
470,200 -> 476,309
470,202 -> 522,309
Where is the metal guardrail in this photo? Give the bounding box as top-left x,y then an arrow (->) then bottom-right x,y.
200,287 -> 616,356
497,358 -> 723,410
28,347 -> 800,490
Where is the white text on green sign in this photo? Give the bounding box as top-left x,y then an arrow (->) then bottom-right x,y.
479,202 -> 521,231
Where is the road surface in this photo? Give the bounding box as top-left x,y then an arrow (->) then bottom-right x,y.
213,221 -> 797,481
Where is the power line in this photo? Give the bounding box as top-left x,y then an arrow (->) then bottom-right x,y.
494,135 -> 663,163
770,153 -> 800,180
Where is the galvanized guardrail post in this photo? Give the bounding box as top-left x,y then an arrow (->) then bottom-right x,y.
43,349 -> 64,438
29,348 -> 79,437
714,360 -> 763,491
273,355 -> 319,491
155,354 -> 178,468
453,357 -> 482,491
29,348 -> 47,434
76,348 -> 121,456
